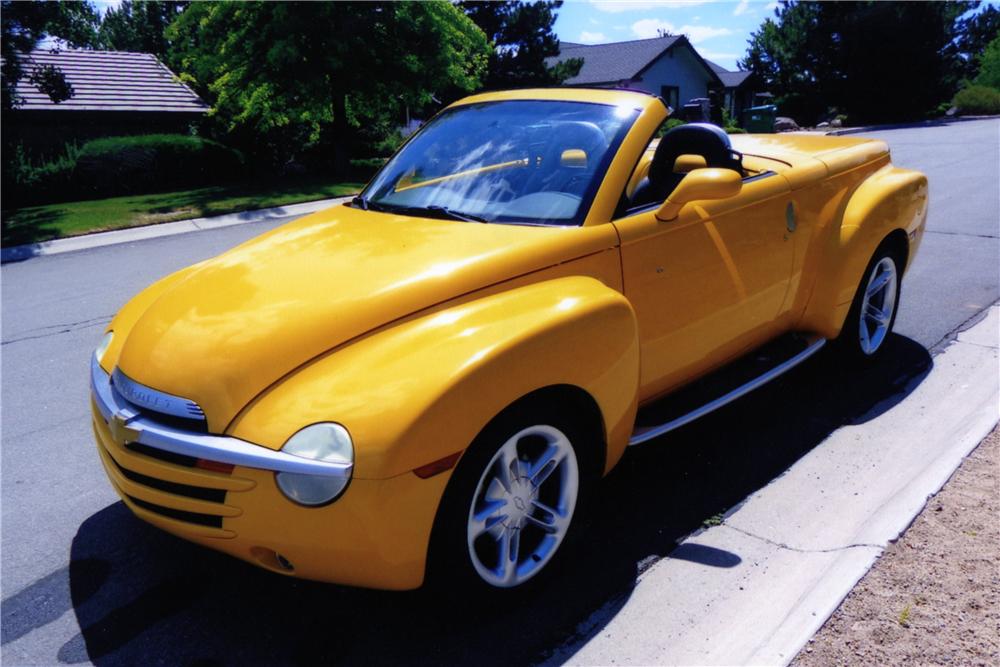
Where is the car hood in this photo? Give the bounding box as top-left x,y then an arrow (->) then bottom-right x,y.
115,203 -> 616,433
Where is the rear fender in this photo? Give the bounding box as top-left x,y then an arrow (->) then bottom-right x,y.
800,165 -> 928,338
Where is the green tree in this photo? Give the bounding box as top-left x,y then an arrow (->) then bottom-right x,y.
974,34 -> 1000,89
951,4 -> 1000,82
741,1 -> 974,124
1,0 -> 102,109
460,1 -> 580,89
98,0 -> 187,58
167,1 -> 489,171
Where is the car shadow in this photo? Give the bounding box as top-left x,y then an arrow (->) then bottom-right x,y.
3,333 -> 931,665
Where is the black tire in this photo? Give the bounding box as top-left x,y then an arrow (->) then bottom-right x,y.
836,243 -> 904,361
426,399 -> 599,598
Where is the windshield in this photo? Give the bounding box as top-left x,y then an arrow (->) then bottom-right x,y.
360,100 -> 639,226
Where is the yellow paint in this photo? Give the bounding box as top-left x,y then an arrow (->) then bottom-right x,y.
93,88 -> 927,589
704,220 -> 748,301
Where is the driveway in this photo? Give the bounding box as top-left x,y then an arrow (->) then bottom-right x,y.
1,119 -> 997,665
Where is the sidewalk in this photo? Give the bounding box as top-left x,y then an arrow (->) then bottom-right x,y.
794,426 -> 998,665
818,114 -> 999,136
545,305 -> 999,666
1,195 -> 353,264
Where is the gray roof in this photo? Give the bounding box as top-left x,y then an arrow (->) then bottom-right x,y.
549,35 -> 685,85
12,49 -> 208,113
705,59 -> 753,88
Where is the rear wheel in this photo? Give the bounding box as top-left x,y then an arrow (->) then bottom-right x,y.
838,246 -> 902,360
429,403 -> 594,595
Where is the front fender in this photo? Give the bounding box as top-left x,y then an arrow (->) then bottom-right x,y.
799,165 -> 928,338
227,276 -> 640,480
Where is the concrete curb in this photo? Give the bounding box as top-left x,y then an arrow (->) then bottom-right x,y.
544,304 -> 1000,666
1,195 -> 353,264
825,115 -> 1000,136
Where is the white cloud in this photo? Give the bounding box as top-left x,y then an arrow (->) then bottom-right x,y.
631,18 -> 732,43
764,0 -> 779,11
589,17 -> 600,25
699,50 -> 740,62
579,31 -> 608,43
733,0 -> 750,16
590,0 -> 711,13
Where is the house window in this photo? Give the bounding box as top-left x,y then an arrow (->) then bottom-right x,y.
660,85 -> 679,112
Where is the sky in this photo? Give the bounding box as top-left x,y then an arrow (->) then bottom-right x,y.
84,0 -> 772,71
553,0 -> 1000,72
552,0 -> 781,71
71,0 -> 1000,74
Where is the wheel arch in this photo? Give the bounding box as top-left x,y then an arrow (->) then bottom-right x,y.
425,381 -> 606,592
798,166 -> 927,339
462,383 -> 608,484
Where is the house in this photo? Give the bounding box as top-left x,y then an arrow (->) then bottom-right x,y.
548,35 -> 764,121
4,49 -> 208,154
705,59 -> 768,121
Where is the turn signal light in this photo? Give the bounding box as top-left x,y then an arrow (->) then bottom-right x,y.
413,451 -> 463,479
196,458 -> 234,474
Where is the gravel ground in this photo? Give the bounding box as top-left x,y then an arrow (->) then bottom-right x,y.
794,427 -> 999,666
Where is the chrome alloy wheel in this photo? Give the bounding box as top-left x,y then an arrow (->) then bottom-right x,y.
858,256 -> 898,355
466,424 -> 579,588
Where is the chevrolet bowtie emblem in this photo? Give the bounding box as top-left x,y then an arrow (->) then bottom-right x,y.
109,411 -> 140,444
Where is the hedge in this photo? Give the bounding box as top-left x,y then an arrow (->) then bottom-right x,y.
4,134 -> 245,208
73,134 -> 245,199
952,85 -> 1000,116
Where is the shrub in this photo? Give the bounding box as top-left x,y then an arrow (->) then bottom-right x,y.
725,126 -> 748,134
372,131 -> 405,157
2,143 -> 81,208
974,35 -> 1000,90
934,101 -> 954,117
4,134 -> 247,207
952,85 -> 1000,116
656,117 -> 687,137
73,134 -> 246,199
349,157 -> 389,181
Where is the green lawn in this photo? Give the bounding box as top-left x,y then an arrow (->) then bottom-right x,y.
1,178 -> 363,246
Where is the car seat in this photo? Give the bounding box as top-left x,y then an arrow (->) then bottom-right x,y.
525,121 -> 608,196
630,123 -> 743,208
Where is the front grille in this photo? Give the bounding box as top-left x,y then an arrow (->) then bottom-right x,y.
125,406 -> 209,434
126,495 -> 224,528
109,373 -> 209,433
125,441 -> 198,468
110,455 -> 226,503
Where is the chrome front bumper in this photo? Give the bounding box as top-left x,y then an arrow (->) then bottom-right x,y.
90,355 -> 351,478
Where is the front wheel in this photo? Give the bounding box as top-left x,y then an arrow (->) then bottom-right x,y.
428,405 -> 592,595
838,247 -> 902,360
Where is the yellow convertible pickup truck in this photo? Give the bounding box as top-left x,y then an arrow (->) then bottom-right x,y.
91,88 -> 927,593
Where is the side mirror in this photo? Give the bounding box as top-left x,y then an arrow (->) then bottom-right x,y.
656,168 -> 742,221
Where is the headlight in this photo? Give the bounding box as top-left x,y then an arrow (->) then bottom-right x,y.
95,331 -> 114,364
275,423 -> 354,506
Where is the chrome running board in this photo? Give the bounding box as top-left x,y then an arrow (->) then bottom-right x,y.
629,335 -> 826,446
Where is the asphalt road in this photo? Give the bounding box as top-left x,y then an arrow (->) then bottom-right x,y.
2,119 -> 998,666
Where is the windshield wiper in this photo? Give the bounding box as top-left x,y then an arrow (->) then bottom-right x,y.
358,201 -> 489,223
422,205 -> 489,223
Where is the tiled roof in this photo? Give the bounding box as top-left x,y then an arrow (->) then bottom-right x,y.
11,49 -> 208,113
548,35 -> 683,85
705,59 -> 753,88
